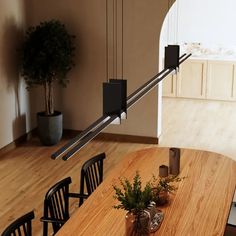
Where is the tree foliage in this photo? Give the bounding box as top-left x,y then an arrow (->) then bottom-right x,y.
20,20 -> 75,115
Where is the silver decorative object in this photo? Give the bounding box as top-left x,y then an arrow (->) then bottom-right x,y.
147,202 -> 164,233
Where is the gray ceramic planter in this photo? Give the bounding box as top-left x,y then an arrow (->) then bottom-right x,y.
37,111 -> 63,146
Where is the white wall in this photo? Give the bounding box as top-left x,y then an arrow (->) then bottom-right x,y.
28,0 -> 171,139
0,0 -> 174,150
160,0 -> 236,59
0,0 -> 34,149
177,0 -> 236,45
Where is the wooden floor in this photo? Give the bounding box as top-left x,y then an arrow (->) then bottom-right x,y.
161,97 -> 236,204
1,97 -> 236,235
0,137 -> 155,235
161,97 -> 236,161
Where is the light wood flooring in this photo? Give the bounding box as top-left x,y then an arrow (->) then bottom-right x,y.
161,97 -> 236,203
161,97 -> 236,161
1,97 -> 236,235
0,137 -> 155,235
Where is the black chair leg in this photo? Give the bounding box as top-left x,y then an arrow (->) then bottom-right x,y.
43,221 -> 48,236
79,197 -> 84,207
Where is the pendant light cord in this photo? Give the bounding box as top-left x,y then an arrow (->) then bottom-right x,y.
113,0 -> 115,79
107,0 -> 124,80
106,0 -> 109,82
115,0 -> 118,79
167,0 -> 170,45
121,0 -> 124,79
176,0 -> 179,44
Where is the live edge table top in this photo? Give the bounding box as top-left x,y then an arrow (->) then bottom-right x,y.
56,147 -> 236,236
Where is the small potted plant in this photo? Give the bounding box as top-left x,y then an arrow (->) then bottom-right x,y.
20,20 -> 75,145
151,175 -> 185,206
113,172 -> 153,236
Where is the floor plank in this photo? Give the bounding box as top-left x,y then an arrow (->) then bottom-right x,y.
161,97 -> 236,161
1,97 -> 236,235
0,137 -> 154,235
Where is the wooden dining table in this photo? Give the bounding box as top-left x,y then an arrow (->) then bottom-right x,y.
56,147 -> 236,236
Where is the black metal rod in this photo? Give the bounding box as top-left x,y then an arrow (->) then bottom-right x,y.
179,53 -> 191,64
127,69 -> 173,108
127,53 -> 191,108
127,70 -> 166,100
127,53 -> 187,101
52,53 -> 191,160
62,115 -> 118,161
51,115 -> 109,159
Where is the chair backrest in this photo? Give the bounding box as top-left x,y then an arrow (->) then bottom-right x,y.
1,211 -> 34,236
80,153 -> 106,197
43,177 -> 72,235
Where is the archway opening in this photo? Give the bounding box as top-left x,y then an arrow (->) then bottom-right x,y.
159,0 -> 236,160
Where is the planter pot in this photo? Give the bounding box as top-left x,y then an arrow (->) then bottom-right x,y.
37,111 -> 63,146
152,188 -> 169,206
156,190 -> 169,206
125,210 -> 151,236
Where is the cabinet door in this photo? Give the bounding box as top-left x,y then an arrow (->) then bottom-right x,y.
206,61 -> 236,101
177,60 -> 207,99
162,73 -> 177,97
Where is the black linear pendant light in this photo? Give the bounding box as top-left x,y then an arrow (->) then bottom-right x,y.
52,0 -> 191,161
165,45 -> 180,70
103,79 -> 127,121
103,0 -> 127,123
165,0 -> 180,70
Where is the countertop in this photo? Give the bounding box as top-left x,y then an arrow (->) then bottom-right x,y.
189,54 -> 236,62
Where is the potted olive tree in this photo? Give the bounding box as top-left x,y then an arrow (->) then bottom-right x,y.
20,20 -> 75,145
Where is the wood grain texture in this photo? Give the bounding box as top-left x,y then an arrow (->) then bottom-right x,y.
0,137 -> 154,236
56,147 -> 236,236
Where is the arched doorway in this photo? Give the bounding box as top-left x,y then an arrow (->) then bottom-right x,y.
159,0 -> 236,160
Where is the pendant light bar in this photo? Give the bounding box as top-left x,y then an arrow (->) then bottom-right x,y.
179,53 -> 191,63
127,53 -> 186,102
127,53 -> 191,109
62,115 -> 117,160
127,69 -> 172,109
51,115 -> 110,159
52,53 -> 191,161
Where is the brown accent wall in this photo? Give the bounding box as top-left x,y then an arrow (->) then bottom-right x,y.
27,0 -> 172,138
0,0 -> 175,149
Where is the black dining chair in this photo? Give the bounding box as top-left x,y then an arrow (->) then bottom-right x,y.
1,211 -> 35,236
225,202 -> 236,236
69,152 -> 106,206
40,177 -> 72,236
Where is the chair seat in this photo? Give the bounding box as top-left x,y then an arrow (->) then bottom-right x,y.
228,202 -> 236,226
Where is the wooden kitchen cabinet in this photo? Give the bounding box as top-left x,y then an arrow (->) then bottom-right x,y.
206,61 -> 236,101
162,58 -> 236,102
177,60 -> 207,99
162,73 -> 177,97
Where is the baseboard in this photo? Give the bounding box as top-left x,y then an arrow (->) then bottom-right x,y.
63,129 -> 159,144
0,129 -> 37,155
0,129 -> 158,155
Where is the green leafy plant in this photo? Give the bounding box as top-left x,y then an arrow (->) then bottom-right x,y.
113,172 -> 153,235
20,20 -> 75,115
113,172 -> 153,214
152,175 -> 185,194
151,175 -> 186,205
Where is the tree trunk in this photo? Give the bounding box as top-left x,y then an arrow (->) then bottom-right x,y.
48,81 -> 54,115
44,81 -> 54,115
